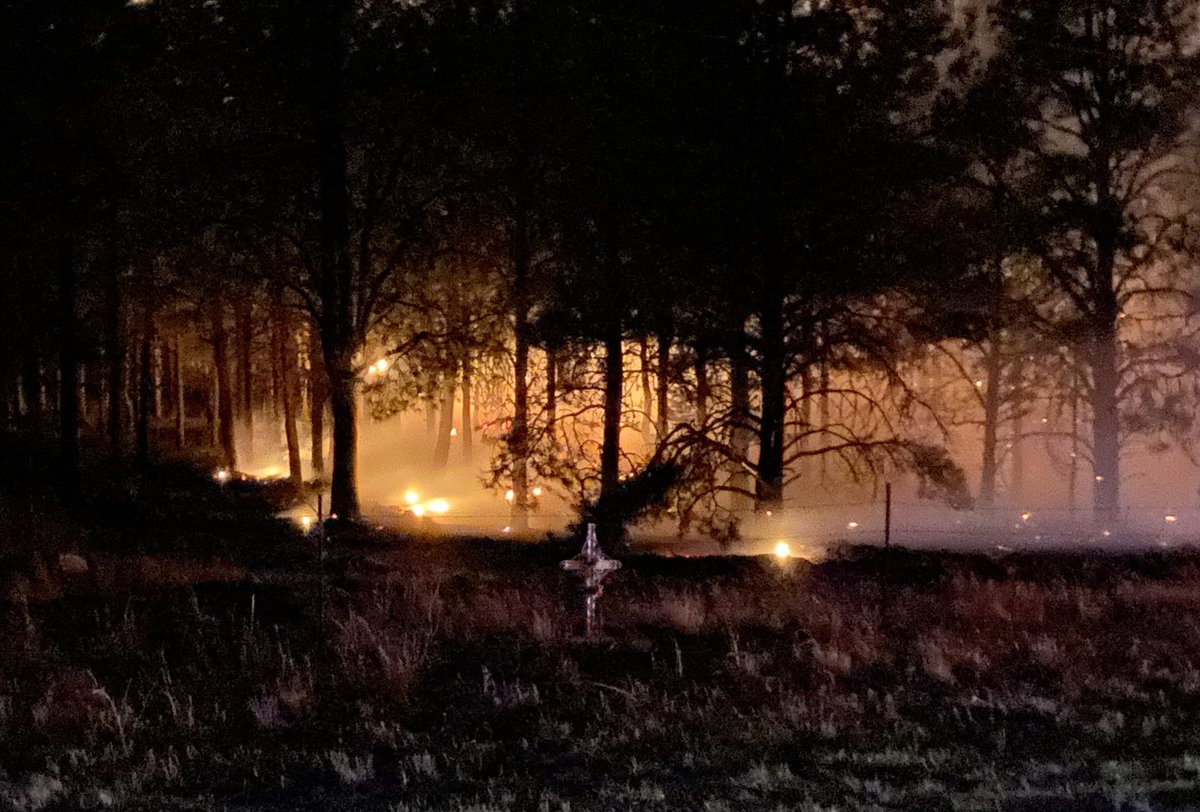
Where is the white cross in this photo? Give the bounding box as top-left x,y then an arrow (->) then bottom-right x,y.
560,523 -> 622,637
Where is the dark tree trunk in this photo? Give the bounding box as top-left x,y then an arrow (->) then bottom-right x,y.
275,297 -> 303,485
236,300 -> 254,458
818,322 -> 830,484
210,300 -> 237,470
693,347 -> 708,427
1091,245 -> 1121,527
1,370 -> 14,429
153,341 -> 162,419
509,209 -> 532,532
433,367 -> 456,470
122,362 -> 136,442
136,313 -> 155,463
756,282 -> 786,509
599,322 -> 623,548
1068,360 -> 1080,514
56,231 -> 79,501
545,347 -> 557,438
105,259 -> 123,453
270,318 -> 282,419
174,336 -> 185,450
979,339 -> 1003,510
312,0 -> 359,519
655,328 -> 671,442
325,363 -> 358,517
797,363 -> 814,483
78,362 -> 89,429
308,327 -> 327,480
461,353 -> 473,463
729,348 -> 753,511
22,358 -> 42,431
208,364 -> 219,447
639,337 -> 653,444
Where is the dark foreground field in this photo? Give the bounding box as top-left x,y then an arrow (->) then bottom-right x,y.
4,463 -> 1200,809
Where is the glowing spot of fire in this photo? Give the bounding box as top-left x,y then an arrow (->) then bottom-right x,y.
974,380 -> 983,388
504,489 -> 515,502
502,526 -> 511,534
1095,475 -> 1104,481
774,541 -> 790,559
214,469 -> 230,483
404,490 -> 420,505
765,510 -> 773,517
1020,511 -> 1031,522
427,498 -> 450,514
375,358 -> 389,372
450,427 -> 458,437
1102,529 -> 1111,537
1165,514 -> 1178,524
532,487 -> 543,497
847,521 -> 859,530
411,504 -> 426,517
299,516 -> 313,530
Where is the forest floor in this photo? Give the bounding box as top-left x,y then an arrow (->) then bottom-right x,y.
3,439 -> 1200,810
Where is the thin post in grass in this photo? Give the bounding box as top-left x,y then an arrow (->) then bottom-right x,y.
884,482 -> 892,550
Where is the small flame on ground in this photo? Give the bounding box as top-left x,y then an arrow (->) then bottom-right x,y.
1095,475 -> 1104,481
1102,529 -> 1111,537
214,469 -> 230,483
299,516 -> 313,530
449,427 -> 458,437
404,490 -> 420,505
1165,514 -> 1178,524
501,526 -> 511,534
532,487 -> 543,497
504,489 -> 515,502
427,499 -> 450,514
774,541 -> 790,559
411,504 -> 426,517
847,521 -> 859,530
1021,511 -> 1031,522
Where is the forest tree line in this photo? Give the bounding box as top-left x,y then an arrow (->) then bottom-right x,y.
2,0 -> 1199,543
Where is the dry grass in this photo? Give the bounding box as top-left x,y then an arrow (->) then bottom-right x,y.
4,543 -> 1200,810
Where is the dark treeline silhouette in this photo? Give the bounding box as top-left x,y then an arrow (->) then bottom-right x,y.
1,0 -> 1198,545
